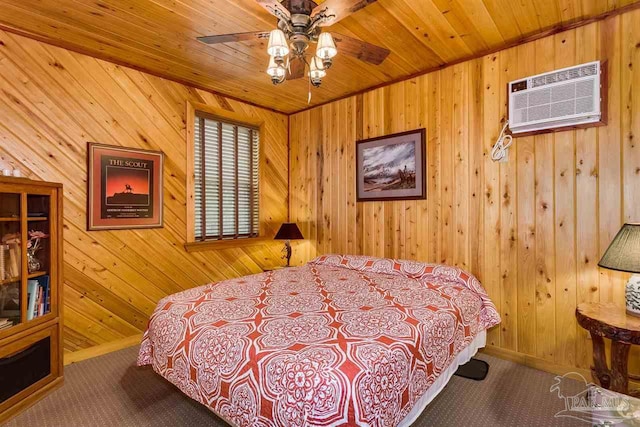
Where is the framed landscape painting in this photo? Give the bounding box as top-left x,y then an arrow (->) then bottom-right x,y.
87,143 -> 164,230
356,128 -> 426,201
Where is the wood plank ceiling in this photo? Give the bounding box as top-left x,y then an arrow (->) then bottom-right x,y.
0,0 -> 638,113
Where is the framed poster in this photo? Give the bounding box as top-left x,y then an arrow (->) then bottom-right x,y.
87,143 -> 163,230
356,128 -> 426,201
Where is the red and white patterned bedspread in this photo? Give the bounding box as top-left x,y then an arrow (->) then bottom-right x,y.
138,254 -> 500,426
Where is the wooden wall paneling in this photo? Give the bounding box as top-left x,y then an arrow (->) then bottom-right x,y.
453,62 -> 470,270
327,100 -> 347,253
306,106 -> 318,262
515,41 -> 537,358
292,107 -> 318,263
411,76 -> 427,262
621,9 -> 640,374
468,59 -> 484,276
381,88 -> 392,259
63,286 -> 140,338
621,11 -> 640,230
0,30 -> 288,354
498,45 -> 519,352
574,22 -> 600,370
533,35 -> 557,361
387,83 -> 405,259
440,66 -> 454,266
345,98 -> 357,255
481,52 -> 502,348
426,72 -> 440,264
63,266 -> 149,331
313,106 -> 326,256
402,80 -> 416,260
362,88 -> 386,258
553,30 -> 579,367
598,16 -> 626,306
320,105 -> 331,254
289,111 -> 303,264
355,95 -> 365,256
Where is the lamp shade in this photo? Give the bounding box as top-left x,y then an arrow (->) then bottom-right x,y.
266,56 -> 286,78
316,32 -> 337,59
309,56 -> 326,79
598,223 -> 640,273
274,223 -> 304,240
267,29 -> 289,58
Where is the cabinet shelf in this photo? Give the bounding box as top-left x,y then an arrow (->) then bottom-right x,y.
0,272 -> 47,286
0,277 -> 20,286
28,271 -> 47,279
0,217 -> 48,222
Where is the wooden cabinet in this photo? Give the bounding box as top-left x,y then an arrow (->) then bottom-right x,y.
0,177 -> 63,423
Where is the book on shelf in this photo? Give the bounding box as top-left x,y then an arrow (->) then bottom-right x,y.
41,275 -> 50,314
27,279 -> 38,321
26,276 -> 50,321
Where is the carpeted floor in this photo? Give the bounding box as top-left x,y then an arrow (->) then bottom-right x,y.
5,346 -> 585,427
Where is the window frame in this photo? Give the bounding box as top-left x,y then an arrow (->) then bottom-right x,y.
184,102 -> 266,252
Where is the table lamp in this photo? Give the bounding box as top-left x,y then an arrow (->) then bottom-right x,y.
598,223 -> 640,317
274,222 -> 304,267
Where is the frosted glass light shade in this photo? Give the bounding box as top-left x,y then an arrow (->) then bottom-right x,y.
309,56 -> 326,79
266,56 -> 286,78
267,29 -> 289,57
316,32 -> 337,59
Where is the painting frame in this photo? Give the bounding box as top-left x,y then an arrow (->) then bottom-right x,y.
87,142 -> 164,231
356,128 -> 427,202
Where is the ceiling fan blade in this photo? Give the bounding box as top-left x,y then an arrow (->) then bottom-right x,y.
197,31 -> 270,45
332,33 -> 389,65
312,0 -> 378,26
288,57 -> 305,79
256,0 -> 291,20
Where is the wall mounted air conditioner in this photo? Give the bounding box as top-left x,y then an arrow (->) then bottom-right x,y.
508,60 -> 606,135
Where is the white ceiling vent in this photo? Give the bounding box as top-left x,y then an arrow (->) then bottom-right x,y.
508,61 -> 604,135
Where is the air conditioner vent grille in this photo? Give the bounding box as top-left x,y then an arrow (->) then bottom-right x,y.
508,60 -> 602,134
530,63 -> 597,88
511,79 -> 596,125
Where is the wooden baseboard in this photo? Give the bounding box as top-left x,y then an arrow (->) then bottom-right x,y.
481,345 -> 640,390
64,334 -> 143,366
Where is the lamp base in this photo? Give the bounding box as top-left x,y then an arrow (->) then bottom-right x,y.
626,274 -> 640,317
281,240 -> 292,267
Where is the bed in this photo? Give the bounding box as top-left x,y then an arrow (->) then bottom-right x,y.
138,254 -> 501,426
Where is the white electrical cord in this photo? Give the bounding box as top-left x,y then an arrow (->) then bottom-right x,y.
491,120 -> 513,162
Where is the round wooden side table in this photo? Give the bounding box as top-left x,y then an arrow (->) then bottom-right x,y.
576,302 -> 640,397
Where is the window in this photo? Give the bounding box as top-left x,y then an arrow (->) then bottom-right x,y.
193,112 -> 259,241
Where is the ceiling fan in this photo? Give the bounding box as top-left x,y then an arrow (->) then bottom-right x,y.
197,0 -> 390,95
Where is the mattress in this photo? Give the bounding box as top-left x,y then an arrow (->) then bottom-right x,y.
138,254 -> 501,426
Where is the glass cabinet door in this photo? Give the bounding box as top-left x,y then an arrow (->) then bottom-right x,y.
26,194 -> 51,320
0,192 -> 22,330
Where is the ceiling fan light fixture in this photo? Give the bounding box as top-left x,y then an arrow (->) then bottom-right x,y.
267,29 -> 290,58
309,56 -> 326,86
267,56 -> 286,84
194,0 -> 390,99
316,32 -> 337,59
